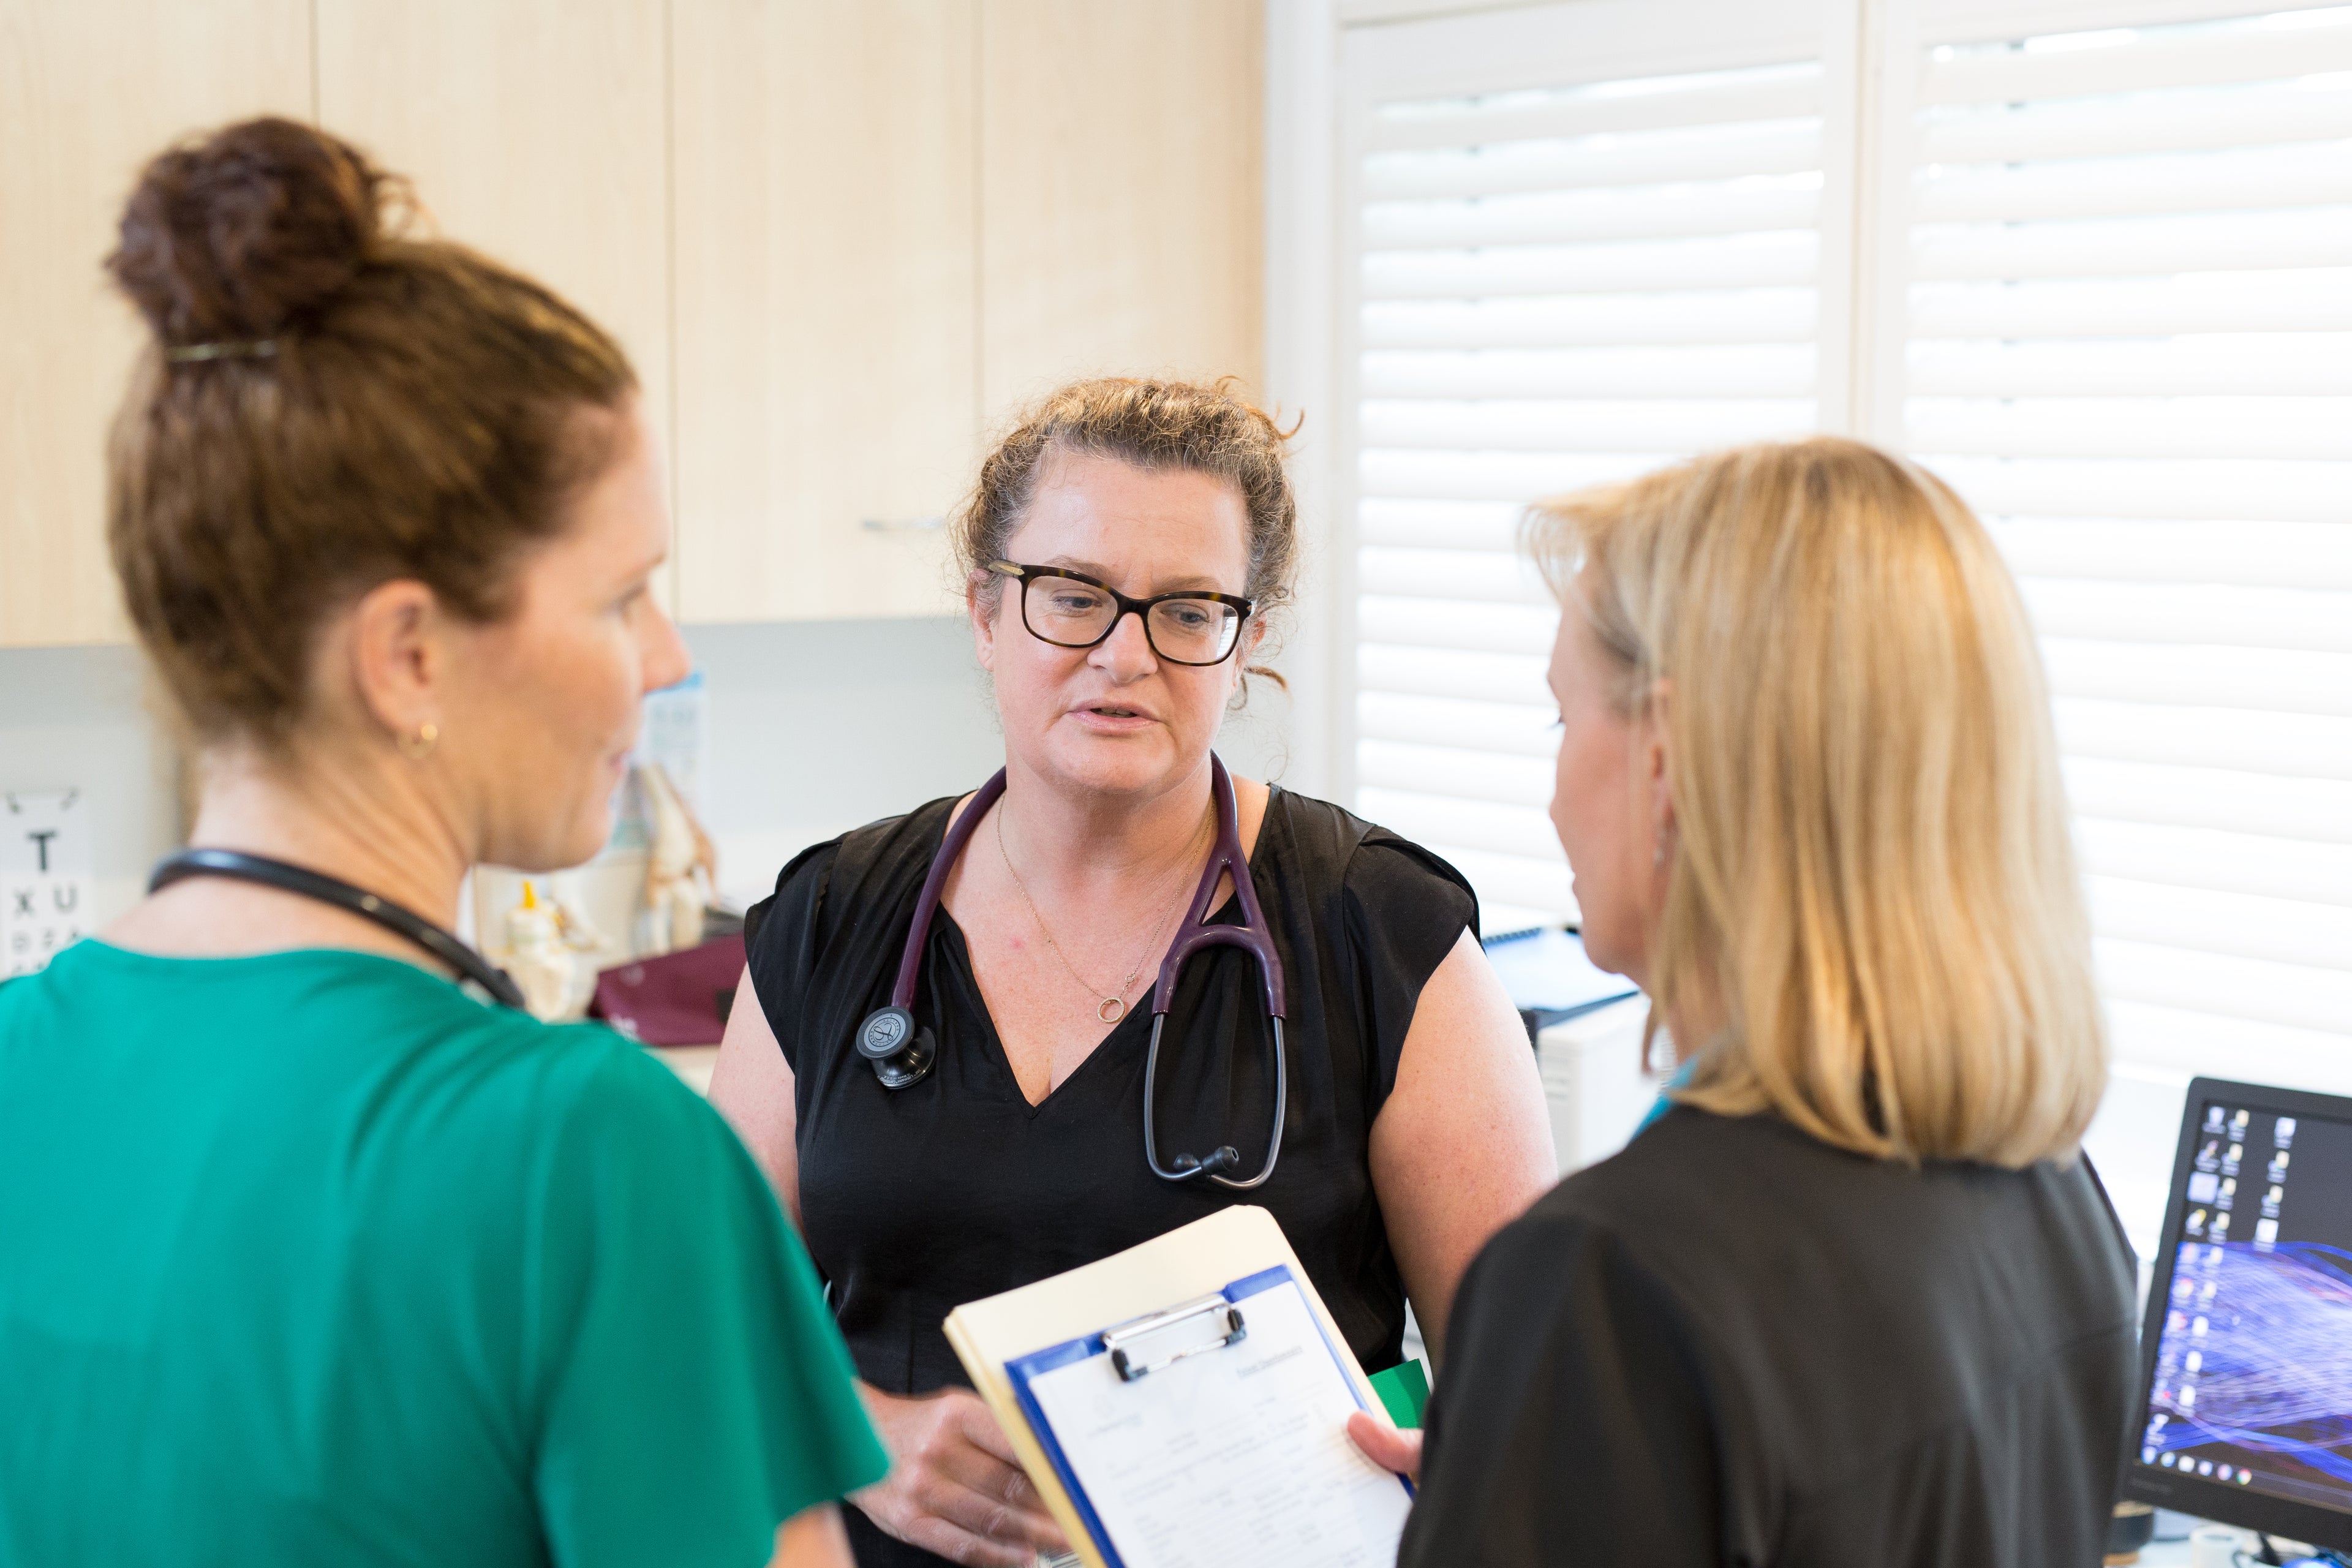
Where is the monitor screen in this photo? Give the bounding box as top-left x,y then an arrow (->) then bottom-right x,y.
2137,1093 -> 2352,1517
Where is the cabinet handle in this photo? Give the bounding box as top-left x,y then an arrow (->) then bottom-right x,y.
861,515 -> 946,532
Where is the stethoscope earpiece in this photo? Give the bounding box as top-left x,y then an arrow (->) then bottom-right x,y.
855,1005 -> 936,1089
1170,1146 -> 1243,1178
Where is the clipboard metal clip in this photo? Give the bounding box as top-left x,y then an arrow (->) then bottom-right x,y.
1101,1292 -> 1248,1383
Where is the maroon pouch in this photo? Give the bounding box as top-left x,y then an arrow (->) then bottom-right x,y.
590,933 -> 746,1047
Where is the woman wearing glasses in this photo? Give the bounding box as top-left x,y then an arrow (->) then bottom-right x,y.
709,379 -> 1557,1568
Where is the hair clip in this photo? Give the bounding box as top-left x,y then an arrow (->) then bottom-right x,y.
165,340 -> 279,364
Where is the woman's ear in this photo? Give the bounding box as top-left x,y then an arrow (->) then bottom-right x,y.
1231,617 -> 1275,703
1645,677 -> 1676,851
969,571 -> 998,672
341,578 -> 448,745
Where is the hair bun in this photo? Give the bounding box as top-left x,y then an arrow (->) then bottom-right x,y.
109,116 -> 388,347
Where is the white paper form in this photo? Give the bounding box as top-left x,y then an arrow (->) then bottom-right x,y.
1020,1278 -> 1410,1568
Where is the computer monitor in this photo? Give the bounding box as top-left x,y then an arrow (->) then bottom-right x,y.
2122,1078 -> 2352,1551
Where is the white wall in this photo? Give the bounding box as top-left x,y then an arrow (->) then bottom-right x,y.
690,616 -> 1307,909
0,644 -> 182,927
685,618 -> 998,910
0,616 -> 1310,934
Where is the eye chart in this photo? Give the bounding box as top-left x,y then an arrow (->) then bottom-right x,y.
3,790 -> 92,978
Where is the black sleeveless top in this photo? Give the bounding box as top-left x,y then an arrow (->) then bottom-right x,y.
744,786 -> 1476,1567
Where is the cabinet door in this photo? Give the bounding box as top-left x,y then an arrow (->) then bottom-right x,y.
314,0 -> 673,597
671,0 -> 978,624
0,0 -> 311,648
979,0 -> 1265,422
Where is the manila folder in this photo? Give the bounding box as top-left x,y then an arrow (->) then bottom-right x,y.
943,1204 -> 1396,1568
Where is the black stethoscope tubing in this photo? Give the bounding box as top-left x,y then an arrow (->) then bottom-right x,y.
148,847 -> 527,1011
854,754 -> 1290,1190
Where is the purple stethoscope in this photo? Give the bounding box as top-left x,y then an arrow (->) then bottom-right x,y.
853,753 -> 1289,1191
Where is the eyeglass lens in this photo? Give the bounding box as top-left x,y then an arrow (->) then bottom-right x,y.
1023,576 -> 1242,665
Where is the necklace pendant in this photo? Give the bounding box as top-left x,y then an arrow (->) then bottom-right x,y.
1098,996 -> 1127,1025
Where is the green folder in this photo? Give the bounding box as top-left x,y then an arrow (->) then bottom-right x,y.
1369,1357 -> 1430,1429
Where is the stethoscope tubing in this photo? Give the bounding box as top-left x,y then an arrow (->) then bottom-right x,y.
148,846 -> 527,1010
1140,756 -> 1287,1189
859,753 -> 1289,1189
886,770 -> 1006,1013
1142,1012 -> 1287,1191
1150,755 -> 1286,1020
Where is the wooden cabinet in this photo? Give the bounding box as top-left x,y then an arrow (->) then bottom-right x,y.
671,0 -> 978,624
0,0 -> 1264,644
671,0 -> 1267,626
0,0 -> 311,648
979,0 -> 1265,417
313,0 -> 674,605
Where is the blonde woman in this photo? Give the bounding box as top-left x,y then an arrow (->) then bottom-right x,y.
1351,438 -> 2136,1567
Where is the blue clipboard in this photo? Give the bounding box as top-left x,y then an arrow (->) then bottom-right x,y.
1003,1264 -> 1410,1568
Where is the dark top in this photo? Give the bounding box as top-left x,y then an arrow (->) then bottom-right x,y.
745,785 -> 1477,1568
1402,1106 -> 2138,1568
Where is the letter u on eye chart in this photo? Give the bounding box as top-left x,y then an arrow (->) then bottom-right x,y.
1021,1279 -> 1411,1568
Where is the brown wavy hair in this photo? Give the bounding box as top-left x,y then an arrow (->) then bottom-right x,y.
954,377 -> 1300,688
105,116 -> 635,747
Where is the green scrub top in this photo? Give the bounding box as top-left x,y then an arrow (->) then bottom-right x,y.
0,939 -> 888,1568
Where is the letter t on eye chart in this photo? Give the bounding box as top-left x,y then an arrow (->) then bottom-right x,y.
2,790 -> 92,978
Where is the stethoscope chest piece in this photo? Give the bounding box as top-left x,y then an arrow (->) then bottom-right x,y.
855,1005 -> 936,1090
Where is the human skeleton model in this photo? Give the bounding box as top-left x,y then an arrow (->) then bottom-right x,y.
639,762 -> 716,956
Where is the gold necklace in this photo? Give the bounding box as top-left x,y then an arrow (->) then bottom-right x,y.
995,807 -> 1201,1024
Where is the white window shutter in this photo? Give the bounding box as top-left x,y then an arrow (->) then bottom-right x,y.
1873,4 -> 2352,1091
1332,0 -> 2349,1096
1340,0 -> 1844,935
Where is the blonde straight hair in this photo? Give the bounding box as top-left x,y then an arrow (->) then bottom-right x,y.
1527,437 -> 2106,1167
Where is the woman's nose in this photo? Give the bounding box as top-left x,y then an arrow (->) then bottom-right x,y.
643,602 -> 693,692
1091,609 -> 1159,675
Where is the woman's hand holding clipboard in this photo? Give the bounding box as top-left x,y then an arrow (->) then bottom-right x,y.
944,1207 -> 1415,1568
1346,1413 -> 1423,1483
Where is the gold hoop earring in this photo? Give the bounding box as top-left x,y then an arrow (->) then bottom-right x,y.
401,722 -> 440,761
